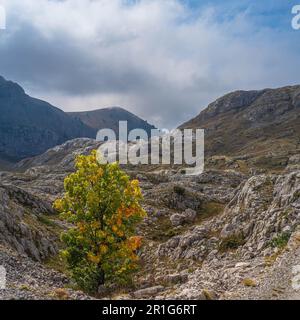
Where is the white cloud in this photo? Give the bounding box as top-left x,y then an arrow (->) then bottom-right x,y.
0,0 -> 299,128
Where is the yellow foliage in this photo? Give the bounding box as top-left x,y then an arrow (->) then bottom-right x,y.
128,236 -> 143,251
53,150 -> 146,292
87,252 -> 101,264
100,245 -> 108,254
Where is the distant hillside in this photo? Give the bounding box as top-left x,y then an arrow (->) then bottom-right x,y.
0,76 -> 157,165
0,76 -> 95,162
180,85 -> 300,159
68,107 -> 156,138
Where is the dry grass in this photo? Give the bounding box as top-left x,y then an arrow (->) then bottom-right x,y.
52,288 -> 69,300
242,278 -> 257,287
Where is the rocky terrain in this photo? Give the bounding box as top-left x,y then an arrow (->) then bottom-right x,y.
0,85 -> 299,300
180,85 -> 300,166
0,136 -> 299,300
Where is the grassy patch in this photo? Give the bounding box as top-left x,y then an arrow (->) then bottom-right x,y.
219,233 -> 245,252
147,216 -> 180,242
242,278 -> 257,287
51,288 -> 70,300
173,185 -> 186,196
19,284 -> 32,291
264,250 -> 283,266
253,155 -> 289,172
236,160 -> 249,174
44,254 -> 68,275
293,190 -> 300,201
23,211 -> 63,238
37,215 -> 59,228
147,201 -> 224,242
196,202 -> 224,223
269,232 -> 291,249
202,289 -> 214,300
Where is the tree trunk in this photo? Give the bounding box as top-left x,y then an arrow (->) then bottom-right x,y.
98,267 -> 105,286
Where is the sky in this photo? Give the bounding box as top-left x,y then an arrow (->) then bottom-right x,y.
0,0 -> 299,129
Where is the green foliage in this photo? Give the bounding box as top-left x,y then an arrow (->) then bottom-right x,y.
293,191 -> 300,201
54,151 -> 146,293
269,232 -> 291,249
173,185 -> 185,196
219,233 -> 245,252
37,215 -> 59,228
45,254 -> 68,275
198,202 -> 224,221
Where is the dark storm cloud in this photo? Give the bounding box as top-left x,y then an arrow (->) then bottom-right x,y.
0,22 -> 155,95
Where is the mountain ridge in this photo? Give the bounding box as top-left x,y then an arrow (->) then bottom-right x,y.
0,76 -> 156,164
179,85 -> 300,159
68,107 -> 156,137
0,76 -> 96,162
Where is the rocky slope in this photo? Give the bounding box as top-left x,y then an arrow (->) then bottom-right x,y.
0,76 -> 95,163
0,183 -> 57,261
0,244 -> 91,300
0,137 -> 299,300
0,76 -> 156,165
180,86 -> 300,164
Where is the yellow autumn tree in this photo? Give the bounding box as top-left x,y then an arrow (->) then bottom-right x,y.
53,150 -> 146,293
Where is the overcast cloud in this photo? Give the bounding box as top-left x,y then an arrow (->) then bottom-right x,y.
0,0 -> 299,128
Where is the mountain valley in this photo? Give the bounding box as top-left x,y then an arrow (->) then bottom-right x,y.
0,84 -> 299,300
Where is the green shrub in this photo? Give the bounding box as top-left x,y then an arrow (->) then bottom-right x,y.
173,185 -> 185,196
269,232 -> 291,249
219,233 -> 245,252
54,151 -> 146,293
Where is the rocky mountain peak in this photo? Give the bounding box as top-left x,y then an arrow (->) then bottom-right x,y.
186,85 -> 300,124
68,106 -> 156,136
204,89 -> 265,118
0,75 -> 25,98
0,76 -> 156,164
180,85 -> 300,158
